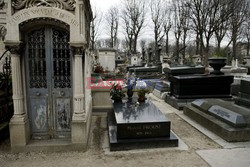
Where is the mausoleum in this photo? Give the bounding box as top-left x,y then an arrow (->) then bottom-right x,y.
2,0 -> 93,152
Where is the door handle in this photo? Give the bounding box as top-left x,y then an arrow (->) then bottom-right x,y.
36,92 -> 41,96
59,91 -> 65,96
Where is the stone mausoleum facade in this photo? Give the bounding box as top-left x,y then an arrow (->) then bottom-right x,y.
0,0 -> 93,152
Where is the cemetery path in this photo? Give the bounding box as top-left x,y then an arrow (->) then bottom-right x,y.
0,112 -> 221,167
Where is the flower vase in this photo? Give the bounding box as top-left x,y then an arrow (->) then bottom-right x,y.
127,89 -> 134,98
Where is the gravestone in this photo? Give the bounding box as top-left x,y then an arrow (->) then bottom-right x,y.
184,99 -> 250,142
153,81 -> 170,99
235,79 -> 250,108
108,98 -> 178,151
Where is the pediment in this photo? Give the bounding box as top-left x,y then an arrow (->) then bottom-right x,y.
12,0 -> 76,11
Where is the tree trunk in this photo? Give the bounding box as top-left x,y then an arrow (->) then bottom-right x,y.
204,42 -> 210,67
176,37 -> 180,63
217,39 -> 222,51
133,35 -> 138,53
247,38 -> 250,57
166,32 -> 169,56
232,35 -> 237,60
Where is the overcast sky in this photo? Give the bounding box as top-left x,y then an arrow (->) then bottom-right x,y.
89,0 -> 227,47
90,0 -> 156,42
90,0 -> 120,12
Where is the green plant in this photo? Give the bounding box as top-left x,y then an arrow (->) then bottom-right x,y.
137,89 -> 149,97
211,49 -> 227,58
110,83 -> 125,102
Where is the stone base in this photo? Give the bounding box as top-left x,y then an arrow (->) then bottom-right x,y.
71,112 -> 92,151
9,116 -> 30,149
165,95 -> 194,110
184,104 -> 250,142
165,94 -> 233,110
152,89 -> 162,99
235,97 -> 250,108
10,139 -> 87,153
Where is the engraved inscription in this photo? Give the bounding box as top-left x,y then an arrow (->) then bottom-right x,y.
126,124 -> 162,137
8,8 -> 79,27
213,109 -> 230,118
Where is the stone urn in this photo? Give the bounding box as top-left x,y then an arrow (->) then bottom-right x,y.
209,57 -> 227,75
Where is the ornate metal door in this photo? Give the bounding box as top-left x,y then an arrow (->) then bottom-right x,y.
25,27 -> 72,140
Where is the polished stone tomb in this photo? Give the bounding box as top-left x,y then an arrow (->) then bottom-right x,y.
184,99 -> 250,142
165,74 -> 234,110
108,98 -> 178,151
163,66 -> 205,80
235,79 -> 250,108
129,66 -> 162,78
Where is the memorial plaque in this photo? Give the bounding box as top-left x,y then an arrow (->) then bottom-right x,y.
208,105 -> 246,127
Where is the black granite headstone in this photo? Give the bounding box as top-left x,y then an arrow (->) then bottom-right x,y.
108,98 -> 178,151
236,79 -> 250,108
240,79 -> 250,94
113,99 -> 170,139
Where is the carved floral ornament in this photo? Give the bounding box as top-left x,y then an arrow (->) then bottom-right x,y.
12,0 -> 76,11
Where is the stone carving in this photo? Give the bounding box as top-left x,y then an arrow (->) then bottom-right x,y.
0,0 -> 5,9
12,0 -> 76,11
71,46 -> 84,55
0,25 -> 7,40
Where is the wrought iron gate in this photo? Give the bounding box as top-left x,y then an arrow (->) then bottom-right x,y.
25,27 -> 72,139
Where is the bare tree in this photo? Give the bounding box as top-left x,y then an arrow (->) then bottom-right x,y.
163,4 -> 172,56
90,8 -> 103,50
214,0 -> 233,51
186,0 -> 204,58
172,0 -> 190,63
150,0 -> 166,60
105,7 -> 119,49
228,0 -> 248,60
187,0 -> 221,66
121,0 -> 146,53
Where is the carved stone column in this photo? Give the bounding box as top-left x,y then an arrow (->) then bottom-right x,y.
9,45 -> 25,119
72,46 -> 85,120
71,45 -> 88,147
6,42 -> 30,149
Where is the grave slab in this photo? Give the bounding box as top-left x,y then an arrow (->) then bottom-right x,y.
184,99 -> 250,142
108,98 -> 178,151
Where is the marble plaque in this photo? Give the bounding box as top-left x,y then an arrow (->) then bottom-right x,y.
208,105 -> 246,127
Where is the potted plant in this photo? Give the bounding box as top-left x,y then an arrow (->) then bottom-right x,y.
137,88 -> 149,103
209,49 -> 227,75
110,83 -> 125,103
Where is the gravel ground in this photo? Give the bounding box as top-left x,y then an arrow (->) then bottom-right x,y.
0,111 -> 221,167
